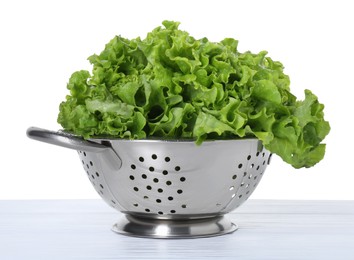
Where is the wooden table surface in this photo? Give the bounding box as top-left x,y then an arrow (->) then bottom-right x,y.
1,200 -> 353,259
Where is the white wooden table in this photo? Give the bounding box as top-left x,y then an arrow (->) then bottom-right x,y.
1,200 -> 353,259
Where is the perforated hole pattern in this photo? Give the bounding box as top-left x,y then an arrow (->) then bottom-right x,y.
78,151 -> 118,207
128,154 -> 186,215
78,144 -> 271,217
78,150 -> 188,215
227,149 -> 270,209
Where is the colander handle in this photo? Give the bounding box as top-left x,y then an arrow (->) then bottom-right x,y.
27,127 -> 123,169
26,127 -> 111,153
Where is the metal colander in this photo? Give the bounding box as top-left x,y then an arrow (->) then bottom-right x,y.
27,127 -> 271,238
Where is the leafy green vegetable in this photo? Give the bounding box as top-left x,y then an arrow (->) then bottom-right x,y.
58,21 -> 330,168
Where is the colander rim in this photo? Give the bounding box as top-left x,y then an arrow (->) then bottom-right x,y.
88,136 -> 260,143
59,130 -> 261,143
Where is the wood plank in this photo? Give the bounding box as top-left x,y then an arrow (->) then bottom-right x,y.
1,200 -> 353,259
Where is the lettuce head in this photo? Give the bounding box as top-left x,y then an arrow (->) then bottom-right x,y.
58,21 -> 330,168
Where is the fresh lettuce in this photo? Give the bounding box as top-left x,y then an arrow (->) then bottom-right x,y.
58,21 -> 330,168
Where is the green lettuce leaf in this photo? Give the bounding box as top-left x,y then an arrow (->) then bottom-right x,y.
58,20 -> 330,168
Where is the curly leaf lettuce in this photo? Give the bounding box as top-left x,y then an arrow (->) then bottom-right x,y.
58,21 -> 330,168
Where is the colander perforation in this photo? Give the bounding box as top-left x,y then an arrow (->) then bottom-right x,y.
78,150 -> 120,209
78,143 -> 270,218
125,153 -> 188,215
223,147 -> 270,211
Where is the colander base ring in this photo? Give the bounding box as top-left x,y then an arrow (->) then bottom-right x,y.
111,214 -> 238,238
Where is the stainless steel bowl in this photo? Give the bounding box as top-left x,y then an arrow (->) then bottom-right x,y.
27,127 -> 271,238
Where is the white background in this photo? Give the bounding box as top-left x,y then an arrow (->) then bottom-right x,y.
1,0 -> 353,200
